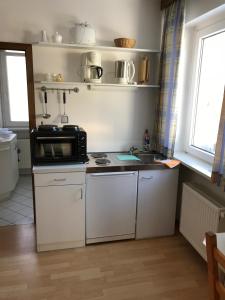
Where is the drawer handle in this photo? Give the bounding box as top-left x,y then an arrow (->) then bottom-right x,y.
53,178 -> 66,182
91,172 -> 136,177
141,176 -> 153,180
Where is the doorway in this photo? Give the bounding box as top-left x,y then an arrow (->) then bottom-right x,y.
0,42 -> 35,227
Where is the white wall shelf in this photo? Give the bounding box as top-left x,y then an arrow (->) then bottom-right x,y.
33,42 -> 160,54
35,81 -> 160,89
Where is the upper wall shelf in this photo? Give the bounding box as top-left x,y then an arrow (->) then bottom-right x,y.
33,42 -> 161,54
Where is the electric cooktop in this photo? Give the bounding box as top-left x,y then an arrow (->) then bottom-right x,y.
91,153 -> 107,159
90,153 -> 111,165
95,158 -> 111,165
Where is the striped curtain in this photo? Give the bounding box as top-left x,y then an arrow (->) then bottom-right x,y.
154,0 -> 184,158
212,89 -> 225,191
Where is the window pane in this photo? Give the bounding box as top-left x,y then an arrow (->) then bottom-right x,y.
192,30 -> 225,154
6,54 -> 29,122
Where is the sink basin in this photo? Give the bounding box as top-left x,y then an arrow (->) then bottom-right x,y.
135,153 -> 164,163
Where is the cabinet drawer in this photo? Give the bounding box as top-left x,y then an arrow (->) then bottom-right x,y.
34,172 -> 85,186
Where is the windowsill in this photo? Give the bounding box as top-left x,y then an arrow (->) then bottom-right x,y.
174,151 -> 212,180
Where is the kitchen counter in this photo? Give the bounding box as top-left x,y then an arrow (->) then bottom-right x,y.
85,152 -> 170,173
33,163 -> 86,174
32,152 -> 179,174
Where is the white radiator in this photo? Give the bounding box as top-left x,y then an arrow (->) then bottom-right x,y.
17,139 -> 31,170
180,183 -> 225,260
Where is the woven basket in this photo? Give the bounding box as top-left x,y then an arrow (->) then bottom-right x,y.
114,38 -> 136,48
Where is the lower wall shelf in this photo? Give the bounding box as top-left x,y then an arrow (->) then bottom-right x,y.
35,81 -> 160,89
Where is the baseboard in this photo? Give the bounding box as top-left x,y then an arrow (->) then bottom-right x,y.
86,233 -> 135,244
37,240 -> 85,252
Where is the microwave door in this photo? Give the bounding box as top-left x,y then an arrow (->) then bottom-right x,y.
42,144 -> 53,158
33,135 -> 81,163
53,144 -> 63,158
61,143 -> 72,157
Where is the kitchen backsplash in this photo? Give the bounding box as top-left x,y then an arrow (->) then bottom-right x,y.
33,47 -> 158,152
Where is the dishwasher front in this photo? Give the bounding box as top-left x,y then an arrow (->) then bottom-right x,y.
86,171 -> 138,244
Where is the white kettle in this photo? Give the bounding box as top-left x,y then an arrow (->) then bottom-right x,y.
115,60 -> 135,84
74,22 -> 96,45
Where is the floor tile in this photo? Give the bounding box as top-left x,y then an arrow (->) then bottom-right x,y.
14,189 -> 33,198
0,200 -> 27,212
0,208 -> 14,218
14,197 -> 33,208
15,217 -> 34,225
18,206 -> 33,218
0,210 -> 23,223
0,175 -> 34,226
0,218 -> 11,225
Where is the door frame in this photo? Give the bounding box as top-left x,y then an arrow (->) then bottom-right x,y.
0,42 -> 36,224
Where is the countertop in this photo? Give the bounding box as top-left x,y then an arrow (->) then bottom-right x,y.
32,152 -> 178,174
85,152 -> 170,173
33,163 -> 86,173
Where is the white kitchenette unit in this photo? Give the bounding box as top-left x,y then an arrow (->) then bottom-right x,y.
33,164 -> 86,252
33,156 -> 179,252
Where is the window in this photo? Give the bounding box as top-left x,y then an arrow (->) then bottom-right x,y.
185,20 -> 225,163
0,50 -> 29,127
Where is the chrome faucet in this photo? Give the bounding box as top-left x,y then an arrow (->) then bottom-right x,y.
129,146 -> 139,155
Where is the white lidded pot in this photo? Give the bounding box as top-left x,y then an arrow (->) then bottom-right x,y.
74,22 -> 96,45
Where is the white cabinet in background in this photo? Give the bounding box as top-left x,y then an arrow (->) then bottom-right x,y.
34,168 -> 85,252
86,171 -> 138,244
0,134 -> 19,200
136,169 -> 179,239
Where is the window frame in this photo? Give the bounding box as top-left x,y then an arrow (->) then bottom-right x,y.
184,19 -> 225,164
0,50 -> 29,128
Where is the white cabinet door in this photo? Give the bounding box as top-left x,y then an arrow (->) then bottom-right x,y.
35,184 -> 85,248
0,138 -> 18,197
86,172 -> 138,242
136,169 -> 178,239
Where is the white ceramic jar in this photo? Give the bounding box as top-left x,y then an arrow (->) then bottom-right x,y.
74,22 -> 96,45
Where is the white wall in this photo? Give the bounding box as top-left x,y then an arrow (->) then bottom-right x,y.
33,46 -> 159,152
185,0 -> 225,23
0,0 -> 161,49
0,0 -> 161,152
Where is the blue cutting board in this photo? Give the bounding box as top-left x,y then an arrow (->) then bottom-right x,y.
116,155 -> 140,161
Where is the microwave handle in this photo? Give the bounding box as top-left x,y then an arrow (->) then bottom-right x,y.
36,136 -> 76,140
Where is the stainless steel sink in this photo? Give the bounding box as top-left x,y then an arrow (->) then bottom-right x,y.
135,153 -> 164,163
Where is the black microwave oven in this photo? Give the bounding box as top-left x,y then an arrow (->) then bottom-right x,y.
30,125 -> 88,165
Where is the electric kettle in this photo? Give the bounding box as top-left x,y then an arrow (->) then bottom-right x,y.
115,60 -> 135,84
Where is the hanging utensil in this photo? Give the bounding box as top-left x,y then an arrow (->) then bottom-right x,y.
61,91 -> 69,123
42,91 -> 51,119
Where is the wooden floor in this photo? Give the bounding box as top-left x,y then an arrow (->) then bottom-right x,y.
0,225 -> 209,300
